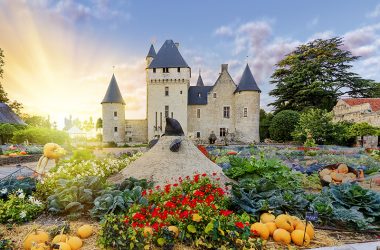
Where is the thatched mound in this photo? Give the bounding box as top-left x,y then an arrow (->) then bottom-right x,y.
108,136 -> 230,186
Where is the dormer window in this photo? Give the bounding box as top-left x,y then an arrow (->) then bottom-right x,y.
153,68 -> 156,73
198,92 -> 201,98
163,68 -> 169,73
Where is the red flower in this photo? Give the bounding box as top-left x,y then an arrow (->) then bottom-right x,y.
211,204 -> 217,210
251,229 -> 259,236
179,210 -> 190,219
194,174 -> 200,183
142,190 -> 147,196
173,183 -> 178,187
152,222 -> 159,231
212,172 -> 217,176
205,195 -> 214,204
193,190 -> 205,197
159,210 -> 168,220
215,187 -> 225,195
235,222 -> 244,229
202,173 -> 207,177
132,212 -> 145,221
164,184 -> 171,193
227,151 -> 237,155
155,185 -> 161,190
220,210 -> 233,216
165,201 -> 176,209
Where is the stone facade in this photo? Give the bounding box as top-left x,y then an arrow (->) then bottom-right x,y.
102,40 -> 261,144
333,98 -> 380,127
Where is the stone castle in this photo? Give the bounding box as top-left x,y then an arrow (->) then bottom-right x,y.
101,40 -> 261,144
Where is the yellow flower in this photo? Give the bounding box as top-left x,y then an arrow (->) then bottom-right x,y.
192,213 -> 202,222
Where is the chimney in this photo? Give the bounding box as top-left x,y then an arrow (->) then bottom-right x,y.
175,42 -> 179,48
221,64 -> 228,72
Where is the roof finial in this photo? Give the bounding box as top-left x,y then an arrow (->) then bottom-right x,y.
246,55 -> 249,65
112,65 -> 115,74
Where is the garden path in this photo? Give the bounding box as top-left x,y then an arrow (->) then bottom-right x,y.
311,240 -> 380,250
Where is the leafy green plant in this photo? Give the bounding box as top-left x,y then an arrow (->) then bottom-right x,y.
47,176 -> 104,218
269,110 -> 299,142
0,239 -> 15,250
0,177 -> 36,200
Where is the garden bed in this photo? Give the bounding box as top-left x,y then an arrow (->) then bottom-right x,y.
0,154 -> 42,166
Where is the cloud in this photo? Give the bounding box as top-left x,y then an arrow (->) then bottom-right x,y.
214,25 -> 233,36
368,4 -> 380,18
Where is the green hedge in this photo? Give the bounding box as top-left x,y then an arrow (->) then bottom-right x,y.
269,110 -> 300,142
12,127 -> 69,145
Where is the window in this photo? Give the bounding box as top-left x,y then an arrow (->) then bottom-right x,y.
243,107 -> 248,117
220,128 -> 227,137
223,106 -> 230,118
153,68 -> 156,73
165,106 -> 169,118
180,91 -> 182,94
177,67 -> 180,72
129,138 -> 132,142
213,93 -> 217,98
163,68 -> 169,73
197,108 -> 200,118
114,127 -> 118,132
165,86 -> 169,96
198,92 -> 201,98
114,111 -> 117,117
160,112 -> 162,129
171,112 -> 173,118
155,112 -> 157,130
196,132 -> 201,138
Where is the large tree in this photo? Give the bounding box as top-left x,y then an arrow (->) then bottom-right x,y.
0,48 -> 23,115
269,37 -> 379,112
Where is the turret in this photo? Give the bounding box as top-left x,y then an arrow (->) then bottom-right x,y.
101,74 -> 126,144
234,64 -> 261,143
146,44 -> 156,67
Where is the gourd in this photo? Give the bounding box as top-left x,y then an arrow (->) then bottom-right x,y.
168,226 -> 179,237
289,216 -> 302,229
265,222 -> 277,236
273,228 -> 291,244
295,222 -> 315,239
56,242 -> 72,250
77,225 -> 93,239
52,234 -> 68,243
275,214 -> 294,232
250,222 -> 269,240
260,213 -> 275,223
67,236 -> 83,250
291,229 -> 310,246
337,164 -> 348,174
331,172 -> 343,182
143,227 -> 153,237
23,229 -> 50,250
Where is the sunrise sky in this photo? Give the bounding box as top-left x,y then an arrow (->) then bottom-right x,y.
1,0 -> 380,128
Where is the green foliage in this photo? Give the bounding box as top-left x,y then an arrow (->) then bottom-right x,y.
269,110 -> 299,142
0,193 -> 44,224
259,109 -> 273,141
48,222 -> 70,238
304,133 -> 317,147
0,177 -> 36,200
292,108 -> 336,144
348,122 -> 379,137
0,237 -> 15,250
21,115 -> 51,128
269,37 -> 379,112
47,176 -> 105,219
12,127 -> 69,145
96,118 -> 102,129
71,148 -> 95,161
0,124 -> 17,143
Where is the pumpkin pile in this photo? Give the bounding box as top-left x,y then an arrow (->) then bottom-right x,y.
251,213 -> 315,247
319,163 -> 361,184
23,225 -> 93,250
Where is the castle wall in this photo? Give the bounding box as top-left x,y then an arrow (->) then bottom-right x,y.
333,100 -> 380,127
102,103 -> 126,143
125,119 -> 148,143
147,67 -> 190,140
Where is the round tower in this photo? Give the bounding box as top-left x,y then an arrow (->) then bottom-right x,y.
234,64 -> 261,143
101,74 -> 126,144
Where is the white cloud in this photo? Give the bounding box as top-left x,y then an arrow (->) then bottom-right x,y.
368,4 -> 380,18
214,25 -> 233,36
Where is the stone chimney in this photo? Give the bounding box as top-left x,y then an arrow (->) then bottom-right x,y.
175,42 -> 179,48
221,64 -> 228,72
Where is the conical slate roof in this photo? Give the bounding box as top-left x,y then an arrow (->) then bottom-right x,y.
148,40 -> 189,69
196,73 -> 204,86
101,74 -> 125,104
0,103 -> 26,125
146,44 -> 156,58
235,64 -> 261,93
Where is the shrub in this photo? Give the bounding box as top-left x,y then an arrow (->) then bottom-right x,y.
0,123 -> 17,144
71,148 -> 95,161
12,127 -> 69,145
269,110 -> 300,142
348,122 -> 379,137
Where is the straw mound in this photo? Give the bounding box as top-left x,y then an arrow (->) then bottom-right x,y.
108,136 -> 230,186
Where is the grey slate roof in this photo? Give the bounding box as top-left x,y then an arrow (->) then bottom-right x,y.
0,103 -> 26,125
188,86 -> 213,105
101,74 -> 125,104
148,40 -> 189,69
196,74 -> 204,86
235,64 -> 261,93
146,44 -> 156,58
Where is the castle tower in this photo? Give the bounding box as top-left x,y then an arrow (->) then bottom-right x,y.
146,44 -> 156,67
146,40 -> 191,140
101,74 -> 126,144
234,64 -> 261,143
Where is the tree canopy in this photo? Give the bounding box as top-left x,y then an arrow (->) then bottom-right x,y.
269,37 -> 380,112
269,110 -> 300,142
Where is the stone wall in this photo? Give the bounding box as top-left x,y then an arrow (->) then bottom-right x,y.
102,103 -> 126,143
333,100 -> 380,127
125,119 -> 148,143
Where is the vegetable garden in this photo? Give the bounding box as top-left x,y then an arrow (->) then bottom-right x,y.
0,144 -> 379,249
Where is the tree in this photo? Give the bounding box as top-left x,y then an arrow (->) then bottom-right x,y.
21,114 -> 51,128
0,123 -> 16,144
83,116 -> 94,131
348,122 -> 379,137
12,127 -> 69,145
96,118 -> 103,130
292,108 -> 336,144
268,110 -> 300,142
259,109 -> 273,141
269,37 -> 379,112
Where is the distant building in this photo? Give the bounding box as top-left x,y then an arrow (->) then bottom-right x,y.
333,98 -> 380,127
0,103 -> 25,125
101,40 -> 261,144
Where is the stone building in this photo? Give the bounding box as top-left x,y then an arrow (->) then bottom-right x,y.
333,98 -> 380,127
101,40 -> 261,144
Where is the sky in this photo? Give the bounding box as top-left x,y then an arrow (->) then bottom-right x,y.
0,0 -> 380,129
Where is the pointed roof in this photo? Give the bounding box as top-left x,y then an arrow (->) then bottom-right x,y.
148,40 -> 189,68
0,103 -> 26,125
196,73 -> 204,86
235,64 -> 261,93
146,44 -> 156,58
101,74 -> 125,105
